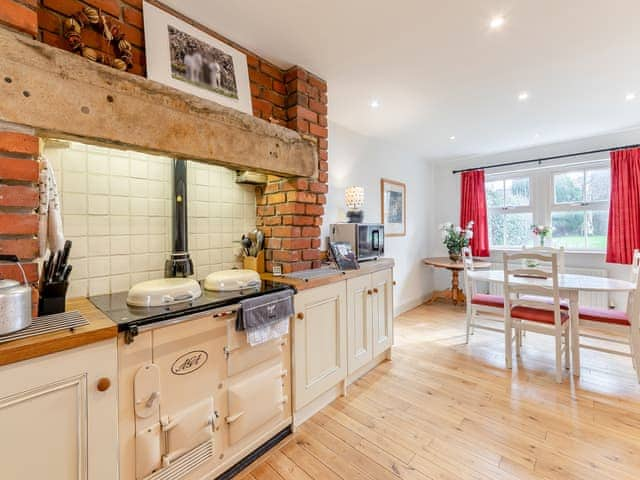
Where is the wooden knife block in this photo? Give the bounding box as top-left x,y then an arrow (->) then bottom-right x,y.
243,250 -> 265,274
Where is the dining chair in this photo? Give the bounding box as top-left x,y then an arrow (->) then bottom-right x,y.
519,246 -> 569,311
462,247 -> 504,343
503,251 -> 570,383
577,249 -> 640,382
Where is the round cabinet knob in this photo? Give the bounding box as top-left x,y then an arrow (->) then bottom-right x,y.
296,312 -> 304,320
97,377 -> 111,392
373,288 -> 379,293
393,281 -> 397,286
367,290 -> 372,295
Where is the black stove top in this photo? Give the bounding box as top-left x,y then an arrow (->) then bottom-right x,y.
89,280 -> 293,332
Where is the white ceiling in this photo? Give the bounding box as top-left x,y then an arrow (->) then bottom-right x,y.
161,0 -> 640,161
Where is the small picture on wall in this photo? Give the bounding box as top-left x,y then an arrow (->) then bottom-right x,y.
143,1 -> 252,114
381,178 -> 406,236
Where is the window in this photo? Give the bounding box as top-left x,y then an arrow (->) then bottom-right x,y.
551,168 -> 610,250
486,177 -> 534,248
485,163 -> 610,251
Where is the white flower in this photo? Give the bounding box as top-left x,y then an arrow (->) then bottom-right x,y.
455,226 -> 463,233
465,230 -> 473,239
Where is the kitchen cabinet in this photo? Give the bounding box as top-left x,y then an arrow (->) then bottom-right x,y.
372,268 -> 394,356
293,281 -> 347,410
0,339 -> 118,480
346,274 -> 374,374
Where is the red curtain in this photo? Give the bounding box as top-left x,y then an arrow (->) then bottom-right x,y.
460,170 -> 490,257
606,148 -> 640,264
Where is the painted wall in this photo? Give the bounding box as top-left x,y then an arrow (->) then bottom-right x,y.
325,122 -> 434,314
430,127 -> 640,306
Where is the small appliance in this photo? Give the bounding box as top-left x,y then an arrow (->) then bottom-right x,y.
0,255 -> 32,335
330,223 -> 384,262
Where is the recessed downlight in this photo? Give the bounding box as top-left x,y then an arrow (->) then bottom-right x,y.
518,91 -> 530,101
626,92 -> 636,101
490,16 -> 505,29
449,135 -> 456,141
370,99 -> 380,109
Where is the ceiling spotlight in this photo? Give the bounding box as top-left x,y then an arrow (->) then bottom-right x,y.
518,91 -> 530,101
490,16 -> 505,29
370,99 -> 380,109
626,92 -> 636,101
449,136 -> 456,141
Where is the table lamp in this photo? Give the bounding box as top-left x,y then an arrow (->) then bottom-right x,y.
345,186 -> 364,223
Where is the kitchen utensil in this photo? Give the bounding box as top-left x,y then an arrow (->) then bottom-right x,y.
0,254 -> 32,335
256,230 -> 264,252
240,236 -> 252,257
247,230 -> 258,257
56,240 -> 72,278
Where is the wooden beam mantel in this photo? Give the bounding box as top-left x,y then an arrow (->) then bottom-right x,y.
0,28 -> 317,178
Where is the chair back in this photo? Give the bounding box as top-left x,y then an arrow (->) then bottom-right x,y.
503,251 -> 564,328
461,246 -> 475,297
522,246 -> 565,273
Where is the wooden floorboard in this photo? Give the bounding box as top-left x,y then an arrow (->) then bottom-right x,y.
240,302 -> 640,479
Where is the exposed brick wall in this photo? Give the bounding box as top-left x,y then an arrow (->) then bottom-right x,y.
0,0 -> 38,37
256,67 -> 329,273
0,128 -> 41,315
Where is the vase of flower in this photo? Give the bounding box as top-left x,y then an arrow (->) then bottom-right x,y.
531,224 -> 552,247
440,221 -> 474,262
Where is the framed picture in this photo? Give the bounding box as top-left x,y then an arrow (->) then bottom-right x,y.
381,178 -> 406,237
143,2 -> 252,114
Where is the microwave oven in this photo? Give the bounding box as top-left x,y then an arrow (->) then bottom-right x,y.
330,223 -> 384,262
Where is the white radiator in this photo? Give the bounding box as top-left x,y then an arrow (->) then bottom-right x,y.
486,264 -> 609,309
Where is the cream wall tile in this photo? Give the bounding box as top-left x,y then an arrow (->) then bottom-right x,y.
88,236 -> 110,256
110,256 -> 130,275
63,215 -> 87,236
63,172 -> 87,193
110,236 -> 130,255
87,153 -> 109,175
89,277 -> 110,296
62,193 -> 87,215
88,216 -> 110,235
110,155 -> 129,176
88,195 -> 109,215
110,177 -> 130,196
110,197 -> 130,215
88,257 -> 109,277
88,174 -> 109,195
110,216 -> 130,235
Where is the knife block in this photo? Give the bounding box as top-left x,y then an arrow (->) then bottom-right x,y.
38,281 -> 69,316
243,250 -> 265,274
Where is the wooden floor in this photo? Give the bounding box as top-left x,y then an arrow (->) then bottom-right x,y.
237,302 -> 640,480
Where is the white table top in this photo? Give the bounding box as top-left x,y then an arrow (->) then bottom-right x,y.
468,270 -> 636,292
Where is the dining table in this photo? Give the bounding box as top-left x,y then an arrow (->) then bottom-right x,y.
467,270 -> 636,376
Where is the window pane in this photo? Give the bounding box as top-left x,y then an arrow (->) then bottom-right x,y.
586,169 -> 610,202
489,211 -> 505,246
551,211 -> 585,249
504,213 -> 533,247
554,171 -> 584,204
486,180 -> 504,208
586,210 -> 608,250
505,178 -> 530,207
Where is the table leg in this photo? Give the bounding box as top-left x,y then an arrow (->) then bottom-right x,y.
569,291 -> 580,377
452,271 -> 460,305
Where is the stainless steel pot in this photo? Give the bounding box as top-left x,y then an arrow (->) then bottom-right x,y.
0,256 -> 32,335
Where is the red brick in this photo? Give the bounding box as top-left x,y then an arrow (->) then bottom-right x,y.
309,123 -> 328,138
0,0 -> 37,36
262,89 -> 285,108
266,192 -> 286,204
0,214 -> 38,235
246,54 -> 259,69
318,172 -> 328,183
307,85 -> 320,101
0,185 -> 38,208
284,67 -> 307,83
273,79 -> 286,95
0,261 -> 38,283
250,82 -> 261,98
289,106 -> 317,124
263,216 -> 282,226
38,8 -> 60,34
318,139 -> 328,150
264,183 -> 281,194
282,261 -> 312,273
273,250 -> 300,262
309,98 -> 328,115
117,22 -> 144,47
84,0 -> 120,17
280,178 -> 308,192
305,204 -> 324,216
316,194 -> 327,205
256,206 -> 275,217
260,62 -> 283,81
302,249 -> 321,261
41,29 -> 67,50
0,132 -> 39,156
287,118 -> 309,134
318,115 -> 327,128
313,216 -> 323,226
0,158 -> 39,181
318,160 -> 328,172
252,98 -> 273,117
319,149 -> 328,161
271,107 -> 287,122
320,92 -> 328,104
286,78 -> 308,95
308,75 -> 327,92
283,215 -> 314,226
286,191 -> 316,203
286,92 -> 308,109
123,5 -> 143,28
272,226 -> 301,238
281,238 -> 311,250
249,69 -> 273,88
122,0 -> 142,8
311,239 -> 321,248
276,203 -> 306,215
309,181 -> 328,194
0,238 -> 39,259
301,226 -> 321,237
42,0 -> 82,16
264,238 -> 281,249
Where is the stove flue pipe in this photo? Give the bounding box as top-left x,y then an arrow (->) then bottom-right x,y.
165,159 -> 194,278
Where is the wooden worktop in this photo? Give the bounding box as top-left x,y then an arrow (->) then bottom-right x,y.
0,297 -> 117,367
261,258 -> 395,291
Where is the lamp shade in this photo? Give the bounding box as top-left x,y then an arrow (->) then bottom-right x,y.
345,186 -> 364,209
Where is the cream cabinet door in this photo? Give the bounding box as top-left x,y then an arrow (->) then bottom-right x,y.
293,282 -> 347,410
0,339 -> 118,480
372,269 -> 394,356
346,274 -> 373,374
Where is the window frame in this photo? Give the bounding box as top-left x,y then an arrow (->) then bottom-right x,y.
485,160 -> 610,253
486,176 -> 535,249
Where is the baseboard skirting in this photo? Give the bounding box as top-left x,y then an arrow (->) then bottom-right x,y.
395,293 -> 432,316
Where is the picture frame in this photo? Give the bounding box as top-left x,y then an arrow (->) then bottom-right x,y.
142,2 -> 253,114
381,178 -> 406,237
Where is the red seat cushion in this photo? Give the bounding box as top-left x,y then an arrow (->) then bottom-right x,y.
471,294 -> 504,308
511,306 -> 569,324
520,295 -> 569,310
578,307 -> 630,326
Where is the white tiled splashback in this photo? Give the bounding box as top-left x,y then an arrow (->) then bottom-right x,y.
44,142 -> 257,298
